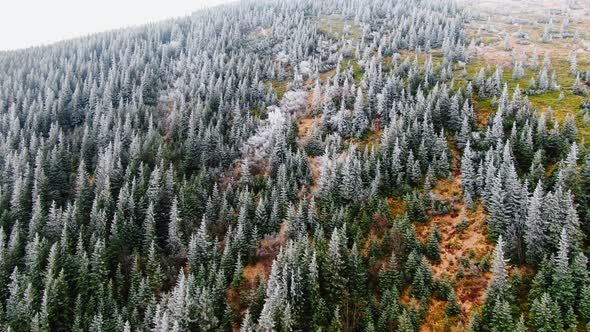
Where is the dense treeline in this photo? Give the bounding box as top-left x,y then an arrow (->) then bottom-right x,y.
0,0 -> 588,331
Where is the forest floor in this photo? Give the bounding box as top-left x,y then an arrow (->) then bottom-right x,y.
416,178 -> 494,331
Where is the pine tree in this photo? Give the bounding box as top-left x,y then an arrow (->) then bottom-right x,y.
558,142 -> 579,190
397,309 -> 415,332
573,74 -> 588,96
514,315 -> 527,332
239,310 -> 255,332
328,307 -> 343,332
579,284 -> 590,323
146,241 -> 163,290
512,62 -> 525,81
490,299 -> 514,332
379,253 -> 401,294
456,116 -> 471,150
551,228 -> 575,313
461,141 -> 476,197
326,229 -> 345,306
167,196 -> 183,256
378,286 -> 400,331
411,260 -> 431,299
529,150 -> 545,184
144,202 -> 157,251
563,114 -> 578,144
446,291 -> 461,316
503,34 -> 512,51
579,155 -> 590,237
483,236 -> 511,326
352,88 -> 368,138
426,227 -> 441,263
539,68 -> 550,91
258,261 -> 281,332
349,242 -> 368,302
530,293 -> 563,332
525,181 -> 547,265
487,172 -> 507,239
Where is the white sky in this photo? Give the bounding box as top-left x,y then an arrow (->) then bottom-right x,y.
0,0 -> 235,51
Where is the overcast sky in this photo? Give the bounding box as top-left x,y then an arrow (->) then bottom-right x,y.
0,0 -> 235,51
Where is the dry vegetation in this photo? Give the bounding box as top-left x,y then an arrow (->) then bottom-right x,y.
416,176 -> 494,331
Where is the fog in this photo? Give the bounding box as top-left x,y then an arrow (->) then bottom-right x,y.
0,0 -> 234,51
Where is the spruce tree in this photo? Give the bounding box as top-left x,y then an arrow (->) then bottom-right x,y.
484,236 -> 511,326
550,228 -> 575,313
426,227 -> 441,263
525,181 -> 547,265
529,293 -> 563,332
167,196 -> 183,256
490,299 -> 514,332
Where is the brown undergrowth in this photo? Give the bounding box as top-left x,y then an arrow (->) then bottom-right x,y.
418,176 -> 494,331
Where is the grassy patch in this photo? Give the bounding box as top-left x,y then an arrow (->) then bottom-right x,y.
351,61 -> 363,82
473,98 -> 495,126
316,15 -> 363,42
269,80 -> 289,99
461,58 -> 590,142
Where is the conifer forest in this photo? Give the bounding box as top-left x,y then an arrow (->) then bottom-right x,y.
1,0 -> 590,330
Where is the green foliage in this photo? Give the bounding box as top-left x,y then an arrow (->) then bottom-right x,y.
529,293 -> 564,332
446,292 -> 461,316
426,227 -> 441,263
0,0 -> 587,330
456,215 -> 470,233
405,193 -> 428,223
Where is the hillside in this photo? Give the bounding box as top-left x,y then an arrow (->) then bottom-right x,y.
0,0 -> 589,331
